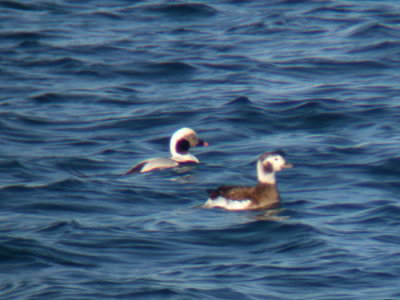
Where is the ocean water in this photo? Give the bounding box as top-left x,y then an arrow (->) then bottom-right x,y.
1,0 -> 400,299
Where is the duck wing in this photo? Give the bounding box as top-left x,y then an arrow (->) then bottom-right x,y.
208,185 -> 255,200
126,157 -> 179,174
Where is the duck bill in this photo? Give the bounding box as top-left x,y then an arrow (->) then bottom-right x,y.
198,140 -> 209,147
283,163 -> 293,168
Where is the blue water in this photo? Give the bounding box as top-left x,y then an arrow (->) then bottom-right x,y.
1,0 -> 400,298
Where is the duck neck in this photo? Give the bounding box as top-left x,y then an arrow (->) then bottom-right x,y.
170,136 -> 179,158
257,161 -> 276,184
170,146 -> 196,163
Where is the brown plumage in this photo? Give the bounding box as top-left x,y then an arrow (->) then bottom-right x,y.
208,183 -> 280,210
204,151 -> 292,210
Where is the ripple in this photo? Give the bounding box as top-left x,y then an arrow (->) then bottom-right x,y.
2,0 -> 400,299
348,22 -> 400,39
347,40 -> 400,54
278,58 -> 389,76
0,1 -> 37,11
25,57 -> 84,70
367,157 -> 400,177
145,3 -> 218,18
0,237 -> 98,268
118,61 -> 196,80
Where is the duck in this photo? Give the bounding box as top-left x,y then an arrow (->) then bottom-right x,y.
125,127 -> 208,174
204,151 -> 292,210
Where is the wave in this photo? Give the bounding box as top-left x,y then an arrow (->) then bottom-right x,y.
0,236 -> 98,268
348,22 -> 400,39
143,2 -> 218,18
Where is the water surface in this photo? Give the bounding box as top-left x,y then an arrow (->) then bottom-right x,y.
1,0 -> 400,299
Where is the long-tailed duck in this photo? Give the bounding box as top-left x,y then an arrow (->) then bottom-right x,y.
204,151 -> 292,210
125,127 -> 208,174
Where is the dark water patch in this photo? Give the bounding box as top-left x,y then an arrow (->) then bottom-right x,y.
68,42 -> 133,58
96,86 -> 139,101
223,96 -> 266,116
90,115 -> 163,132
278,58 -> 389,77
15,200 -> 113,215
307,4 -> 355,13
275,0 -> 321,5
185,220 -> 321,249
304,84 -> 351,97
9,114 -> 60,131
56,158 -> 109,174
94,96 -> 138,106
0,159 -> 26,171
0,237 -> 97,269
1,31 -> 59,51
286,111 -> 355,131
25,57 -> 84,71
276,98 -> 345,113
199,60 -> 252,72
74,63 -> 117,79
370,11 -> 400,25
326,144 -> 368,155
353,104 -> 396,117
97,109 -> 205,133
367,157 -> 400,177
38,178 -> 86,191
227,21 -> 289,35
121,288 -> 180,299
224,96 -> 253,106
144,2 -> 218,18
216,96 -> 280,131
0,118 -> 49,144
0,0 -> 71,14
351,204 -> 400,226
118,61 -> 196,80
302,112 -> 351,128
347,40 -> 400,55
383,181 -> 400,193
58,232 -> 184,263
314,202 -> 370,215
372,234 -> 400,246
30,92 -> 97,105
150,61 -> 196,74
16,40 -> 46,49
114,185 -> 191,207
0,178 -> 106,206
92,10 -> 123,20
273,236 -> 326,255
36,220 -> 81,234
77,284 -> 182,300
269,99 -> 376,132
60,139 -> 105,149
0,1 -> 37,11
0,31 -> 46,41
355,181 -> 400,196
0,184 -> 35,197
348,22 -> 400,39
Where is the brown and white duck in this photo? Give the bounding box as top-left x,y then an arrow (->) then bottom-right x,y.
204,151 -> 292,210
125,127 -> 208,174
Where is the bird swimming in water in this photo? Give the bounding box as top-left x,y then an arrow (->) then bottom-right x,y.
125,127 -> 208,174
204,151 -> 292,210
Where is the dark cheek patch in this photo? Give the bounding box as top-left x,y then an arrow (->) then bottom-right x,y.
176,139 -> 190,154
263,162 -> 274,173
